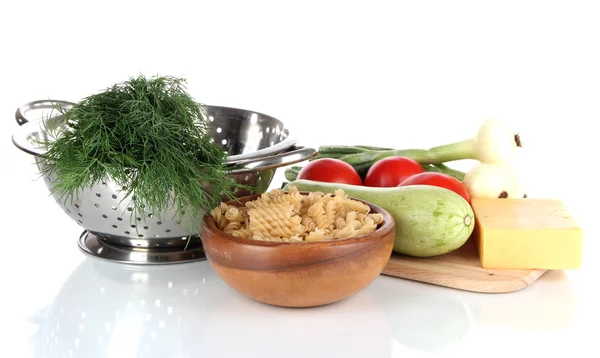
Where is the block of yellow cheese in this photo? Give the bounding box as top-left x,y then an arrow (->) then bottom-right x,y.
471,198 -> 583,270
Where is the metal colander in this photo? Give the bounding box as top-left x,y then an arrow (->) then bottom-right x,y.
13,100 -> 315,250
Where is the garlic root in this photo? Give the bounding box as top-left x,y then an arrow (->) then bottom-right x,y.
462,163 -> 520,199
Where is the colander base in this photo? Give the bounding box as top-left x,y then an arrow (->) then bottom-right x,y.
77,231 -> 207,264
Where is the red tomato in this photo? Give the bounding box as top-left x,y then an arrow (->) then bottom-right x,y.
398,172 -> 471,204
297,158 -> 363,185
363,156 -> 424,187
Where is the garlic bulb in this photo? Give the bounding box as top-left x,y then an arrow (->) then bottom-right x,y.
462,163 -> 519,199
473,118 -> 521,165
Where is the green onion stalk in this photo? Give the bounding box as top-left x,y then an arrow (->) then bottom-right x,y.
285,119 -> 522,182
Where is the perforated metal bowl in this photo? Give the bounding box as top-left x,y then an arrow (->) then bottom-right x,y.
13,100 -> 315,254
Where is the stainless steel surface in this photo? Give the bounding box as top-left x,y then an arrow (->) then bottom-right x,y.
38,159 -> 207,247
14,99 -> 74,125
13,99 -> 315,254
78,231 -> 207,264
227,146 -> 316,174
206,105 -> 301,163
13,100 -> 301,162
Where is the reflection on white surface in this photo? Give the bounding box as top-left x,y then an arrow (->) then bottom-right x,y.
28,257 -> 381,358
31,258 -> 220,358
387,298 -> 473,352
28,256 -> 480,358
26,254 -> 587,358
369,279 -> 476,356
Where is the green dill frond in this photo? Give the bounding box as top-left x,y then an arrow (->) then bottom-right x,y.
38,74 -> 241,229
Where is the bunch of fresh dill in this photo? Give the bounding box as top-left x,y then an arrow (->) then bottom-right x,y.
39,74 -> 240,225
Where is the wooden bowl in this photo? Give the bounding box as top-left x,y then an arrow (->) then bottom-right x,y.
200,192 -> 395,308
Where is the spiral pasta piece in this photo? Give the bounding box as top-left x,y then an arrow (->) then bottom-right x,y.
210,207 -> 223,227
249,203 -> 305,239
230,227 -> 252,239
305,228 -> 331,242
324,198 -> 339,231
223,219 -> 243,234
300,191 -> 324,215
211,203 -> 233,230
334,217 -> 347,229
332,223 -> 358,239
225,207 -> 241,221
368,213 -> 384,225
344,200 -> 370,215
301,215 -> 317,232
307,201 -> 329,230
264,187 -> 303,214
356,217 -> 377,236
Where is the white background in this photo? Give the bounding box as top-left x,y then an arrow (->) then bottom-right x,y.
1,1 -> 598,357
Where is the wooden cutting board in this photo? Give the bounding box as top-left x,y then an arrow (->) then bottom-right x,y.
381,238 -> 547,293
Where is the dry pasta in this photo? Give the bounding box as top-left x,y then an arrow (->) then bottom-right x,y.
209,185 -> 384,242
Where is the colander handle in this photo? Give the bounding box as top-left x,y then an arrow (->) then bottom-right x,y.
227,146 -> 317,174
15,99 -> 75,126
12,100 -> 76,156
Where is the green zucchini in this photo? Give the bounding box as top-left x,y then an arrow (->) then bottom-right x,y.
283,179 -> 474,257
